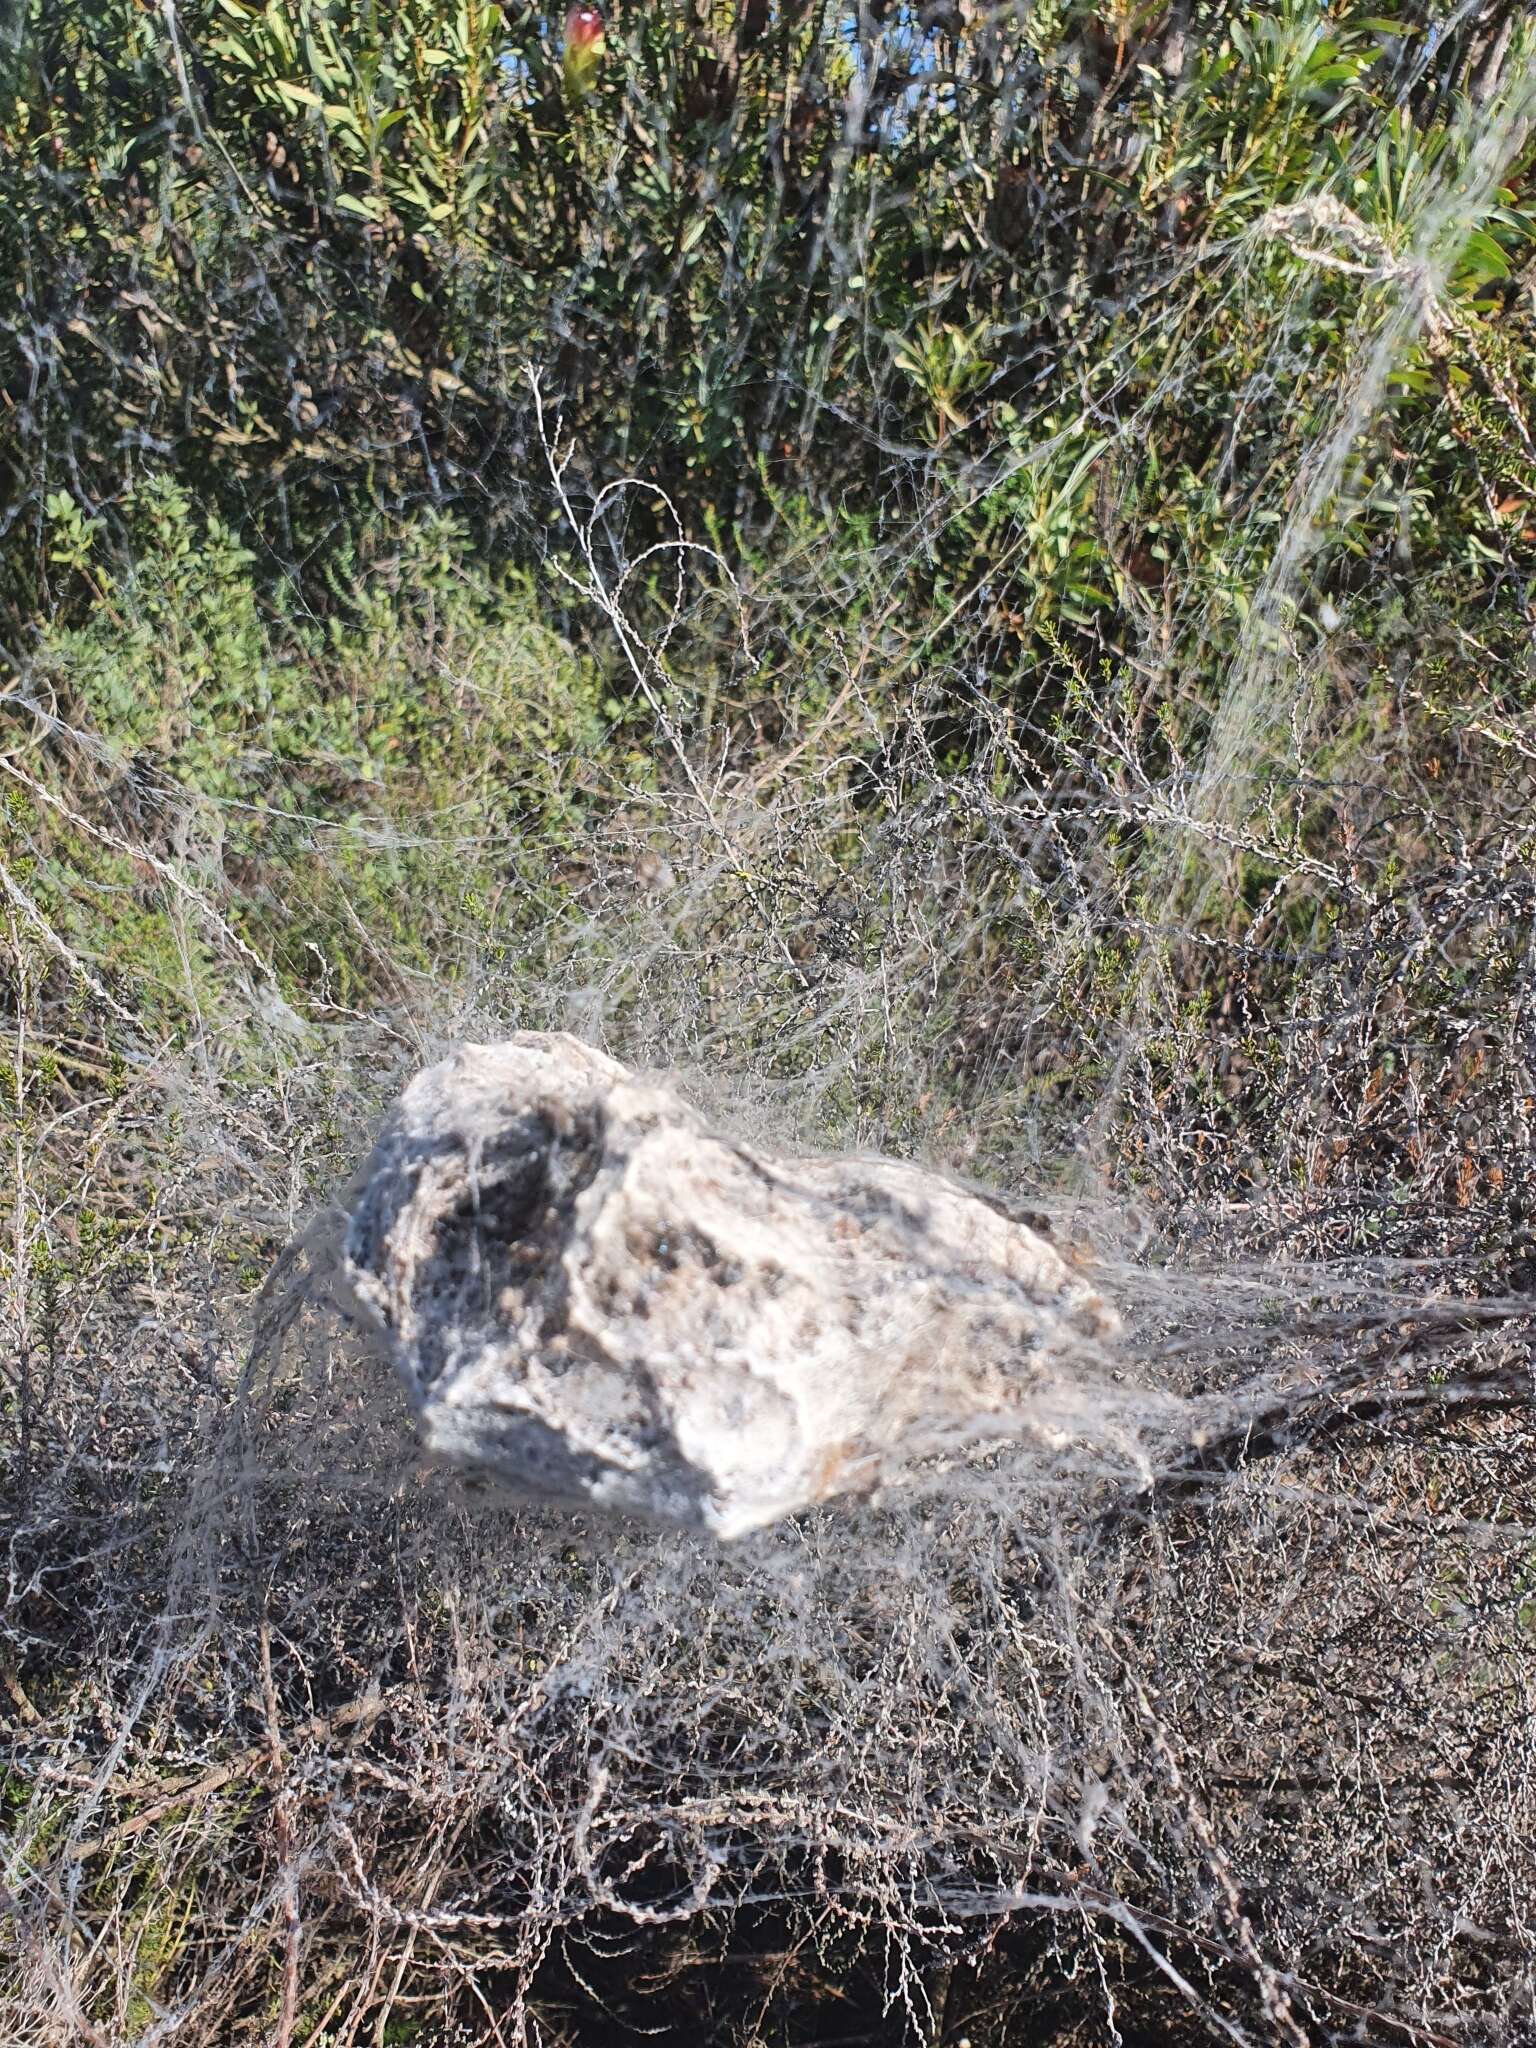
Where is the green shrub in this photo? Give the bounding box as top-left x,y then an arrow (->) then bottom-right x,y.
4,0 -> 1532,670
13,489 -> 617,1040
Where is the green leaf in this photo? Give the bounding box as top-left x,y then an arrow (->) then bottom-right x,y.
1457,229 -> 1510,282
273,79 -> 325,110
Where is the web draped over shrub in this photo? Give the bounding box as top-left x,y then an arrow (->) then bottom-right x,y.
2,2 -> 1535,2043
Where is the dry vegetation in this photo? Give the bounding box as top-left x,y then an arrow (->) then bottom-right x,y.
3,0 -> 1536,2042
4,584 -> 1533,2043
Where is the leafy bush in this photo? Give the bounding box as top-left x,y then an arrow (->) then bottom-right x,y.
4,0 -> 1533,653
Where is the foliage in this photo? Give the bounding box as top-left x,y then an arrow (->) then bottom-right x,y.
3,0 -> 1533,659
8,488 -> 615,1033
2,3 -> 1536,2046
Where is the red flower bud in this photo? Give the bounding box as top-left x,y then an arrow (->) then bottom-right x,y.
565,4 -> 605,49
